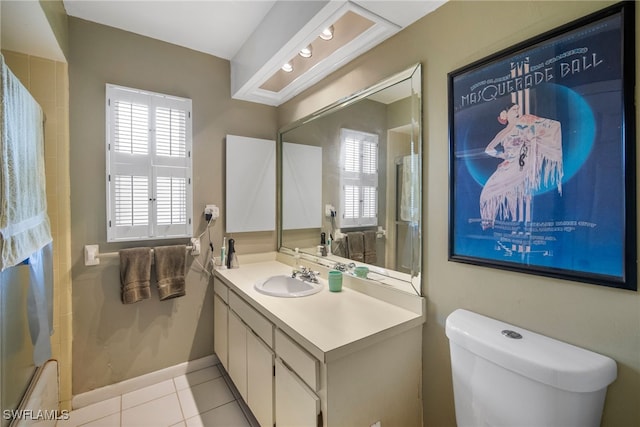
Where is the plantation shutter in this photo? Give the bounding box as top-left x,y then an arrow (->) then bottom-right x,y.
340,129 -> 378,228
106,84 -> 192,242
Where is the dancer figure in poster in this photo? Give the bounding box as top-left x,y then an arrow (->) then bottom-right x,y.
480,103 -> 563,229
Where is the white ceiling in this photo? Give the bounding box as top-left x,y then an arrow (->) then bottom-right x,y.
2,0 -> 446,104
63,0 -> 279,60
61,1 -> 446,61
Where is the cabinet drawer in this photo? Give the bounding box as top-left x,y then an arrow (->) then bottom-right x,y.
213,279 -> 229,303
275,329 -> 319,391
229,291 -> 273,348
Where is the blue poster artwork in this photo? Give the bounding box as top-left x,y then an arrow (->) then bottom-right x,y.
449,6 -> 635,289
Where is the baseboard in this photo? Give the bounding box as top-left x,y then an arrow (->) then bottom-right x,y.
71,354 -> 219,409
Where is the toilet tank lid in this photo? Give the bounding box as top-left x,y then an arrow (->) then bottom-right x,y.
445,309 -> 617,393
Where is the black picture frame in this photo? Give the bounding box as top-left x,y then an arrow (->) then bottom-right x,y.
448,2 -> 636,291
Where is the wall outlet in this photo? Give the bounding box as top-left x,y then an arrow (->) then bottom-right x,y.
190,237 -> 201,255
325,204 -> 336,218
204,204 -> 219,220
370,422 -> 381,427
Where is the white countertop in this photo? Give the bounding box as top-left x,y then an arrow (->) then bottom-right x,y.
214,257 -> 425,362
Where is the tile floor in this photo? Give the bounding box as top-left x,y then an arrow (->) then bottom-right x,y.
56,364 -> 259,427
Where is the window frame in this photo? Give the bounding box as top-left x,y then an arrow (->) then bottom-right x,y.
105,84 -> 193,242
339,128 -> 379,228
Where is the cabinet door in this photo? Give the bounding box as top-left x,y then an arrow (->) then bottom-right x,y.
213,294 -> 228,371
247,331 -> 274,427
228,310 -> 247,400
275,359 -> 320,427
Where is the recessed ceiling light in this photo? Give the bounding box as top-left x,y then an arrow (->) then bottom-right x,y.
320,26 -> 334,41
259,9 -> 385,99
299,46 -> 312,58
282,62 -> 293,72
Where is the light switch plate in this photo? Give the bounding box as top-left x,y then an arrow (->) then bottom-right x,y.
84,245 -> 100,266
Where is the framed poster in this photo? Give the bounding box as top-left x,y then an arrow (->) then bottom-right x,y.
448,2 -> 636,290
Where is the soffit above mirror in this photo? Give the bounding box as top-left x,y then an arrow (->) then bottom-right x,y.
231,0 -> 446,106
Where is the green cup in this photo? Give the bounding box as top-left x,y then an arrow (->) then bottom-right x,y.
328,270 -> 343,292
354,266 -> 369,278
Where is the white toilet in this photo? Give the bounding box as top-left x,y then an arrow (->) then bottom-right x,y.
445,309 -> 617,427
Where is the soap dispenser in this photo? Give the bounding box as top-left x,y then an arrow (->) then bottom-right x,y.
226,238 -> 239,269
320,232 -> 327,257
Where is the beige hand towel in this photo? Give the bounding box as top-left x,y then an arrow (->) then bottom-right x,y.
332,238 -> 348,258
119,248 -> 152,304
154,245 -> 186,300
346,232 -> 364,262
363,230 -> 377,264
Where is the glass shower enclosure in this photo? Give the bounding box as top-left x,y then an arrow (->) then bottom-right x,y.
0,264 -> 37,427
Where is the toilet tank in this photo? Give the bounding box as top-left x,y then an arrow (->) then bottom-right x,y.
445,309 -> 617,427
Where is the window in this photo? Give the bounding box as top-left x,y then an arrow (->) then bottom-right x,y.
106,84 -> 192,242
339,128 -> 378,228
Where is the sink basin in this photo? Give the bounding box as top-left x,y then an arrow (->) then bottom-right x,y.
254,275 -> 322,297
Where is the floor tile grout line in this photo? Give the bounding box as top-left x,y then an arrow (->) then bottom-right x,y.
75,408 -> 120,427
74,395 -> 122,427
218,371 -> 256,426
66,365 -> 239,427
173,377 -> 188,424
120,384 -> 177,413
178,375 -> 240,421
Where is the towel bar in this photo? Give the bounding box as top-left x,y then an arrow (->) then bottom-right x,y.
84,244 -> 193,266
334,227 -> 386,240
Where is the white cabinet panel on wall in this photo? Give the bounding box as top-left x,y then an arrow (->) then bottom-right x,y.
282,142 -> 322,230
226,135 -> 275,232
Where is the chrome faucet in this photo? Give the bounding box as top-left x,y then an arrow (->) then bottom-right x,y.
292,266 -> 320,283
333,262 -> 356,273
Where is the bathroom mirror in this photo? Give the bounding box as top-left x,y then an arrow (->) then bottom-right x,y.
278,64 -> 422,295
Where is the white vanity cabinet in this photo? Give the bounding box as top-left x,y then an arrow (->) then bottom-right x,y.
215,279 -> 320,426
213,261 -> 424,427
247,330 -> 275,427
213,282 -> 229,371
228,309 -> 276,427
223,287 -> 275,427
275,358 -> 320,426
275,329 -> 321,426
227,310 -> 248,399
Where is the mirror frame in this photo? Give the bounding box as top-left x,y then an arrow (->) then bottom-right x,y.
277,63 -> 423,295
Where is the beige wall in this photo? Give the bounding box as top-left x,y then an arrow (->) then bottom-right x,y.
279,1 -> 639,426
39,0 -> 69,60
2,50 -> 73,410
68,17 -> 277,394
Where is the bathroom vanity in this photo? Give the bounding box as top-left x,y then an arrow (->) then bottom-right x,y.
213,253 -> 425,427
